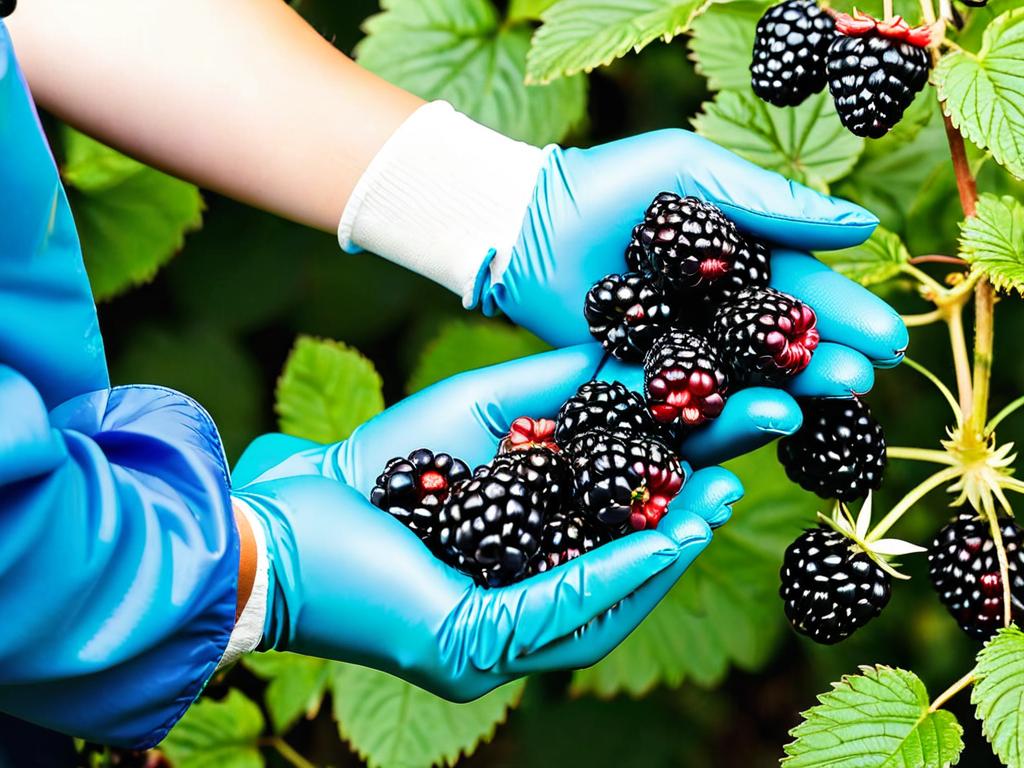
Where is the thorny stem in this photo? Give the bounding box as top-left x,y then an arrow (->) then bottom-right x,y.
886,446 -> 959,465
866,466 -> 963,542
929,670 -> 977,712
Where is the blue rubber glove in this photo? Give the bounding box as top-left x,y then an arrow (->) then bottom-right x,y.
232,345 -> 754,701
486,132 -> 907,385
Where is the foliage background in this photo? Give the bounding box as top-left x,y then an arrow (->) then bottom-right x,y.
46,0 -> 1024,765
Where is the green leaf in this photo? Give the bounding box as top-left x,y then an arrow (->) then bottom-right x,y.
692,88 -> 864,192
160,690 -> 264,768
972,625 -> 1024,767
61,127 -> 203,301
356,0 -> 585,145
243,652 -> 332,734
275,335 -> 385,443
816,227 -> 911,287
508,0 -> 558,21
959,193 -> 1024,295
783,666 -> 964,767
571,446 -> 813,696
407,318 -> 549,394
331,665 -> 524,768
688,1 -> 768,91
526,0 -> 708,84
935,8 -> 1024,180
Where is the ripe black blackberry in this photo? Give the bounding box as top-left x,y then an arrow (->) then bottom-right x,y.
529,511 -> 610,575
502,446 -> 574,513
625,223 -> 653,276
712,286 -> 820,386
751,0 -> 835,107
370,449 -> 471,541
780,527 -> 892,644
437,460 -> 546,587
568,429 -> 685,533
585,272 -> 676,362
644,330 -> 728,428
554,380 -> 659,445
638,193 -> 770,307
778,397 -> 886,501
826,13 -> 932,138
928,513 -> 1024,639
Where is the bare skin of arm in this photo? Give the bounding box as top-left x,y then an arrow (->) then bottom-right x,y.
7,0 -> 424,231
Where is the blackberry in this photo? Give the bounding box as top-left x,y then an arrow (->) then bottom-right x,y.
370,449 -> 471,541
625,223 -> 653,276
826,13 -> 933,138
529,511 -> 610,575
638,193 -> 770,308
778,397 -> 885,501
780,527 -> 892,644
499,416 -> 559,454
569,430 -> 685,533
644,330 -> 729,428
437,460 -> 545,587
751,0 -> 835,107
712,286 -> 820,386
503,447 -> 574,514
585,272 -> 676,362
928,513 -> 1024,639
554,380 -> 658,445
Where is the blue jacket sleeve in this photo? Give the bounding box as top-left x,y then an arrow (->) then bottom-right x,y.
0,365 -> 240,749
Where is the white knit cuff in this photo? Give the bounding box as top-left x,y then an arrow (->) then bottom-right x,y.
338,101 -> 547,307
217,500 -> 269,670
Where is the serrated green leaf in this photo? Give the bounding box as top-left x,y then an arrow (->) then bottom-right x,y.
276,336 -> 384,443
508,0 -> 558,21
971,625 -> 1024,767
783,666 -> 964,767
526,0 -> 708,84
692,88 -> 864,192
243,652 -> 332,734
406,318 -> 548,394
688,1 -> 768,91
61,127 -> 203,302
816,227 -> 911,287
160,690 -> 264,768
571,446 -> 813,696
331,665 -> 524,768
958,193 -> 1024,294
936,8 -> 1024,180
356,0 -> 585,145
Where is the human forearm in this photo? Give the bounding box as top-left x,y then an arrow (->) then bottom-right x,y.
7,0 -> 422,230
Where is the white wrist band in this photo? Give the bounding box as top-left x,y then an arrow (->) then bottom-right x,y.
338,101 -> 547,307
217,499 -> 269,670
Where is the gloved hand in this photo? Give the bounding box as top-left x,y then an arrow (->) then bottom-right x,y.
339,102 -> 907,400
232,344 -> 761,701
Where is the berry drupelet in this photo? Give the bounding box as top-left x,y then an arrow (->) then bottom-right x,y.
499,416 -> 559,454
712,286 -> 820,385
554,380 -> 659,445
777,397 -> 886,501
780,527 -> 892,644
370,449 -> 471,542
751,0 -> 836,107
644,330 -> 729,428
529,511 -> 610,575
585,272 -> 676,362
928,513 -> 1024,639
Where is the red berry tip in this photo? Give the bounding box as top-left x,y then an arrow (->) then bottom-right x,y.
419,470 -> 447,495
834,10 -> 934,46
698,258 -> 730,280
504,416 -> 559,452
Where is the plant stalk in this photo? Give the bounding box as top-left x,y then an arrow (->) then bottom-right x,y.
271,738 -> 317,768
947,304 -> 974,418
928,670 -> 976,712
970,279 -> 995,433
984,499 -> 1013,628
886,446 -> 958,464
866,465 -> 963,542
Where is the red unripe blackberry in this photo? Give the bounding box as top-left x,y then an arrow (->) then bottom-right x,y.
777,397 -> 886,501
644,330 -> 729,428
637,193 -> 770,308
370,449 -> 471,541
712,286 -> 820,385
826,13 -> 932,138
554,380 -> 660,445
437,459 -> 546,587
928,513 -> 1024,639
528,511 -> 610,576
499,416 -> 559,454
568,430 -> 686,534
751,0 -> 835,107
584,272 -> 676,362
780,527 -> 892,644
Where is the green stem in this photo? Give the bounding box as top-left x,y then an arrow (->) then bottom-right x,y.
928,670 -> 977,712
969,279 -> 995,434
947,304 -> 974,418
902,356 -> 963,423
902,263 -> 949,297
986,395 -> 1024,435
886,446 -> 958,465
866,466 -> 964,542
271,738 -> 317,768
902,309 -> 945,327
983,495 -> 1013,628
